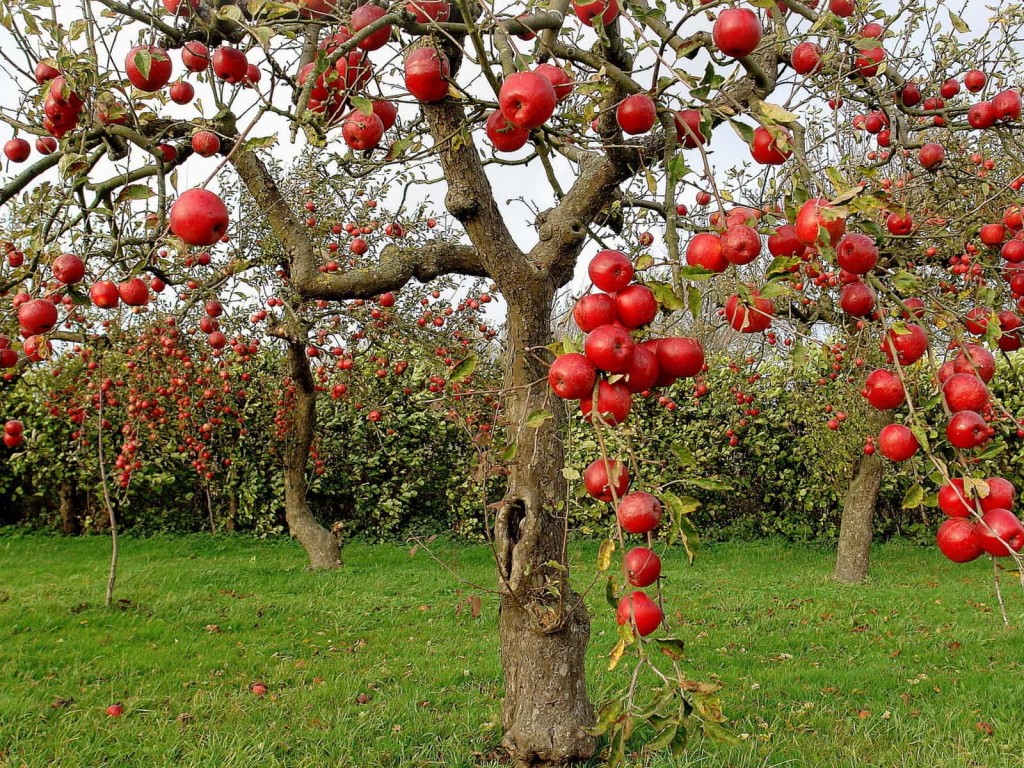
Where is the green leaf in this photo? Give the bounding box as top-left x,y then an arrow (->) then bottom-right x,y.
703,722 -> 741,745
525,409 -> 553,428
756,100 -> 798,123
350,95 -> 374,116
597,538 -> 615,572
115,184 -> 154,204
662,491 -> 701,516
252,26 -> 275,50
947,8 -> 969,33
975,442 -> 1007,461
670,724 -> 689,757
892,271 -> 923,295
218,4 -> 244,21
647,280 -> 686,312
499,441 -> 518,461
239,135 -> 278,152
672,444 -> 697,468
655,637 -> 686,659
910,423 -> 930,453
678,266 -> 716,280
132,48 -> 153,81
687,285 -> 702,321
562,466 -> 581,481
589,697 -> 624,736
449,353 -> 477,384
902,485 -> 924,510
648,722 -> 678,750
605,575 -> 618,610
729,120 -> 755,146
686,477 -> 732,492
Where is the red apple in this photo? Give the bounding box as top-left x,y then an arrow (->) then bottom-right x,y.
3,138 -> 30,163
548,353 -> 597,399
191,131 -> 221,157
485,110 -> 530,152
724,291 -> 773,333
918,142 -> 945,169
750,126 -> 792,165
89,280 -> 120,309
938,479 -> 975,518
404,48 -> 450,102
182,42 -> 211,72
615,284 -> 657,328
616,94 -> 657,135
623,344 -> 659,393
499,72 -> 558,130
118,278 -> 149,306
342,111 -> 385,150
946,410 -> 990,450
861,368 -> 904,410
169,189 -> 229,246
942,373 -> 989,413
720,224 -> 761,265
686,232 -> 727,272
624,547 -> 661,587
52,253 -> 85,284
878,424 -> 918,462
712,8 -> 761,59
585,324 -> 635,373
975,508 -> 1024,557
616,492 -> 663,534
655,337 -> 704,379
534,64 -> 574,102
350,5 -> 392,51
125,45 -> 172,91
588,250 -> 633,292
573,293 -> 617,332
796,198 -> 846,246
169,80 -> 194,105
880,323 -> 927,366
583,458 -> 630,501
581,381 -> 632,425
790,42 -> 822,75
616,591 -> 662,636
212,47 -> 248,84
839,281 -> 876,317
18,299 -> 58,335
935,518 -> 983,563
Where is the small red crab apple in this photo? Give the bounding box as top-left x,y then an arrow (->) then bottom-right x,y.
250,681 -> 269,696
106,703 -> 125,717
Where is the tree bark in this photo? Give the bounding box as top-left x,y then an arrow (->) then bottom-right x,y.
495,295 -> 596,765
58,478 -> 80,535
832,413 -> 889,583
283,337 -> 341,570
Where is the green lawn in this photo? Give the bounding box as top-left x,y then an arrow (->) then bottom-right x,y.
0,533 -> 1021,767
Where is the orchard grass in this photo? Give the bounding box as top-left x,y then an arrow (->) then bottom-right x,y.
0,533 -> 1021,767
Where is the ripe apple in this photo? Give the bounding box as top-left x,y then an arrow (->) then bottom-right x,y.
342,111 -> 385,150
712,8 -> 761,59
953,343 -> 995,382
534,63 -> 573,102
750,126 -> 792,165
674,109 -> 706,148
720,224 -> 761,265
404,48 -> 450,102
581,381 -> 632,425
767,224 -> 803,257
34,60 -> 60,83
372,100 -> 398,131
795,198 -> 845,246
616,492 -> 662,534
615,284 -> 657,328
106,704 -> 125,717
946,410 -> 990,449
573,293 -> 617,332
616,94 -> 657,135
878,424 -> 918,462
975,508 -> 1024,557
839,281 -> 876,317
918,142 -> 945,169
485,110 -> 530,152
829,0 -> 855,16
191,131 -> 221,157
125,45 -> 173,91
624,547 -> 661,587
880,323 -> 927,366
938,479 -> 975,518
585,324 -> 635,373
18,299 -> 58,335
499,72 -> 558,130
250,682 -> 269,696
790,42 -> 822,75
942,373 -> 989,412
654,337 -> 703,380
861,368 -> 905,410
548,353 -> 597,399
724,291 -> 773,332
572,0 -> 618,26
835,234 -> 876,276
169,80 -> 195,105
588,250 -> 633,292
964,69 -> 986,93
4,138 -> 30,163
993,89 -> 1022,120
686,232 -> 727,272
855,46 -> 885,77
623,344 -> 659,393
52,253 -> 85,284
968,101 -> 997,130
405,0 -> 450,22
583,457 -> 630,502
616,591 -> 662,636
89,280 -> 120,309
212,47 -> 249,84
182,42 -> 211,72
35,137 -> 58,155
935,518 -> 983,563
886,212 -> 913,236
169,189 -> 229,246
118,278 -> 149,306
350,5 -> 392,50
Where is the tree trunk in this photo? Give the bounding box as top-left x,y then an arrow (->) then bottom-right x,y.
495,295 -> 596,765
225,490 -> 238,532
284,338 -> 341,570
58,478 -> 80,535
832,416 -> 887,583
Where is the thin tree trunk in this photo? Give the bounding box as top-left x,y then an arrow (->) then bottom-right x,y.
284,336 -> 341,570
832,412 -> 889,583
225,489 -> 238,532
58,478 -> 79,535
97,395 -> 118,607
495,297 -> 596,765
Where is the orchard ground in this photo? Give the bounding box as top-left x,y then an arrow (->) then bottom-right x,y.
0,534 -> 1020,768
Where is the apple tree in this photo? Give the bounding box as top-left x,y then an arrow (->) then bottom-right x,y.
3,0 -> 1024,762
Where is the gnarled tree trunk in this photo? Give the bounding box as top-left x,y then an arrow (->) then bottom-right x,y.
284,336 -> 341,570
495,294 -> 596,765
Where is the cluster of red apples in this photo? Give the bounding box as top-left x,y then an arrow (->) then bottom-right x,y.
547,250 -> 708,638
